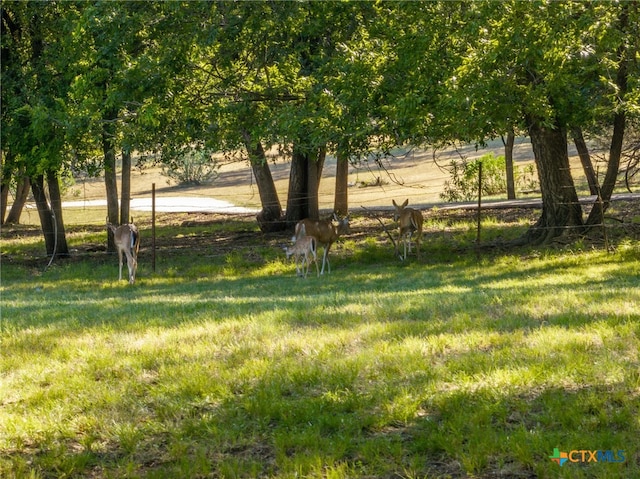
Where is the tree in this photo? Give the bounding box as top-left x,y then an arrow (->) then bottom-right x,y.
5,1 -> 636,249
1,2 -> 72,257
68,1 -> 182,246
152,1 -> 292,231
584,1 -> 637,226
384,1 -> 638,243
169,1 -> 385,228
446,2 -> 587,242
242,131 -> 284,232
0,151 -> 31,225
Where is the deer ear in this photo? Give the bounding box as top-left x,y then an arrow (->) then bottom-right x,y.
402,199 -> 409,208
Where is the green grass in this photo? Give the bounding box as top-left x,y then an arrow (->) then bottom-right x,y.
1,218 -> 639,478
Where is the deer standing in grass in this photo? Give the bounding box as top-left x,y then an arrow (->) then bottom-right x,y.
293,214 -> 350,274
392,199 -> 423,260
107,221 -> 140,284
284,224 -> 319,278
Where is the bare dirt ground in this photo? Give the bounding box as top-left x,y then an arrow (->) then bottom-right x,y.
64,138 -> 542,214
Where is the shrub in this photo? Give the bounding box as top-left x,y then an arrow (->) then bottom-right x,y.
162,148 -> 220,186
440,153 -> 538,202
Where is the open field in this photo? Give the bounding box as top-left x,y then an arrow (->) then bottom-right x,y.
2,200 -> 640,478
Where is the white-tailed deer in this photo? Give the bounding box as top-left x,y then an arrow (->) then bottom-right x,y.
392,199 -> 423,260
284,224 -> 319,278
293,214 -> 350,274
107,221 -> 140,284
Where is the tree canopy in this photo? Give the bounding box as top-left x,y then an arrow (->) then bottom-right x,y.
1,1 -> 638,250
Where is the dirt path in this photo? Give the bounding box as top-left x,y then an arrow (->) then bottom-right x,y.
57,137 -> 607,218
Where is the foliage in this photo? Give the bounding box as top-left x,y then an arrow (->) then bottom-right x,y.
440,1 -> 639,138
440,153 -> 539,202
1,2 -> 78,175
162,148 -> 220,186
2,1 -> 639,241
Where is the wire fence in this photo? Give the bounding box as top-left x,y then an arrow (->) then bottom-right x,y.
4,154 -> 640,266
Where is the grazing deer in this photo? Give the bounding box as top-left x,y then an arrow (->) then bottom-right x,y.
293,214 -> 350,274
107,220 -> 140,284
284,225 -> 319,278
392,199 -> 423,260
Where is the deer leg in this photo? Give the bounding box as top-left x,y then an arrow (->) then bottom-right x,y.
312,250 -> 319,277
125,250 -> 137,284
302,252 -> 309,278
321,245 -> 331,274
132,257 -> 137,283
295,255 -> 303,277
124,249 -> 133,284
118,249 -> 124,281
397,232 -> 404,260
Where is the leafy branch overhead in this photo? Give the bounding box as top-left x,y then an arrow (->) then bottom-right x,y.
1,1 -> 639,245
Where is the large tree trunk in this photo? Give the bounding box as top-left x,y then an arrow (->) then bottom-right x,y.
242,131 -> 284,232
286,146 -> 309,224
307,150 -> 320,221
525,119 -> 583,244
306,145 -> 325,221
586,110 -> 626,226
571,126 -> 599,196
46,169 -> 69,257
102,108 -> 119,252
4,175 -> 30,225
503,129 -> 516,200
286,144 -> 325,224
120,147 -> 132,225
334,149 -> 349,216
31,174 -> 56,257
0,153 -> 29,225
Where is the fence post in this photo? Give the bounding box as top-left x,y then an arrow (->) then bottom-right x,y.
476,161 -> 482,245
597,187 -> 609,252
152,183 -> 156,272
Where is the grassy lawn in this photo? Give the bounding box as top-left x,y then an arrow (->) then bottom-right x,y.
1,213 -> 639,478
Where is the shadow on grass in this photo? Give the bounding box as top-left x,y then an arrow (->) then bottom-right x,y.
3,353 -> 637,478
2,226 -> 639,477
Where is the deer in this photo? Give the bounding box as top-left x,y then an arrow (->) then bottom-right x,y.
293,214 -> 350,274
107,220 -> 140,284
392,199 -> 423,261
284,224 -> 319,278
